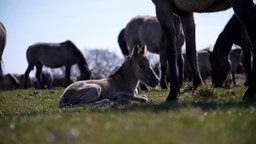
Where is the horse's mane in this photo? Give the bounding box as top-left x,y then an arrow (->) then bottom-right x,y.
65,40 -> 89,66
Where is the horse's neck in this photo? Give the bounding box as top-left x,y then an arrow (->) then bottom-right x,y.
110,61 -> 139,92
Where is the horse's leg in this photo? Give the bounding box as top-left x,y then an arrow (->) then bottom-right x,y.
155,0 -> 180,101
177,45 -> 184,86
241,47 -> 252,86
159,44 -> 168,89
0,64 -> 4,90
180,12 -> 204,88
64,66 -> 71,87
231,69 -> 236,86
35,63 -> 45,89
132,95 -> 149,103
24,64 -> 34,89
231,0 -> 256,100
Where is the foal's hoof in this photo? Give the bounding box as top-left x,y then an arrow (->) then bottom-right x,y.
140,95 -> 149,103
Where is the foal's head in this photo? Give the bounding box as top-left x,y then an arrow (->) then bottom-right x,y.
129,45 -> 160,87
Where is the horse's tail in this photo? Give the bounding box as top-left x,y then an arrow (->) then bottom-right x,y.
118,28 -> 129,56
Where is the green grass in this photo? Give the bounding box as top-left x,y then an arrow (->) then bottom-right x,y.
1,86 -> 256,144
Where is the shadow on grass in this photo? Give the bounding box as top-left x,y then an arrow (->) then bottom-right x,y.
108,100 -> 256,113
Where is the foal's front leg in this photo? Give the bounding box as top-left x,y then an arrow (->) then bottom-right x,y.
132,95 -> 149,103
113,92 -> 149,104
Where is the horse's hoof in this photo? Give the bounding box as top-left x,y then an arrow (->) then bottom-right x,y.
161,84 -> 168,89
166,92 -> 178,102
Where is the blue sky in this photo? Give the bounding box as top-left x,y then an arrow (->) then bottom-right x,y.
0,0 -> 234,75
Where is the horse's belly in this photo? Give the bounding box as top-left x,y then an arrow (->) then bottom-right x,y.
42,59 -> 69,68
173,0 -> 231,12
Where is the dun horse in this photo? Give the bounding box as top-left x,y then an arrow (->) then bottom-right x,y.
210,14 -> 252,88
59,45 -> 160,107
0,22 -> 6,90
153,0 -> 256,101
24,40 -> 91,89
118,15 -> 184,89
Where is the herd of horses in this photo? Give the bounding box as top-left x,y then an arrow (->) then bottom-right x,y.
1,0 -> 256,106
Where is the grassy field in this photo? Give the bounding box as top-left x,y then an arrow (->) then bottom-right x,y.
1,85 -> 256,144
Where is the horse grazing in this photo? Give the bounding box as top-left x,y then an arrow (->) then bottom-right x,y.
24,40 -> 91,89
210,14 -> 252,88
59,45 -> 160,107
0,22 -> 6,90
118,15 -> 184,89
153,0 -> 256,101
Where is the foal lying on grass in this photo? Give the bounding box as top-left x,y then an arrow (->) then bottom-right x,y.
59,45 -> 160,107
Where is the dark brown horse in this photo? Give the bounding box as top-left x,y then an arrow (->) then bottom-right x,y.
24,40 -> 91,89
0,22 -> 6,90
210,14 -> 252,88
153,0 -> 256,101
59,45 -> 160,107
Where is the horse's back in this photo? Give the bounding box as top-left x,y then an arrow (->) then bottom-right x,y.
125,16 -> 145,47
125,15 -> 162,53
139,16 -> 162,53
171,0 -> 231,12
26,42 -> 75,67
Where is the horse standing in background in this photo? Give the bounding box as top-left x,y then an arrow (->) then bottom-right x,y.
59,45 -> 159,107
153,0 -> 256,101
0,73 -> 19,90
0,22 -> 6,90
24,40 -> 91,89
184,48 -> 212,83
118,15 -> 184,89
